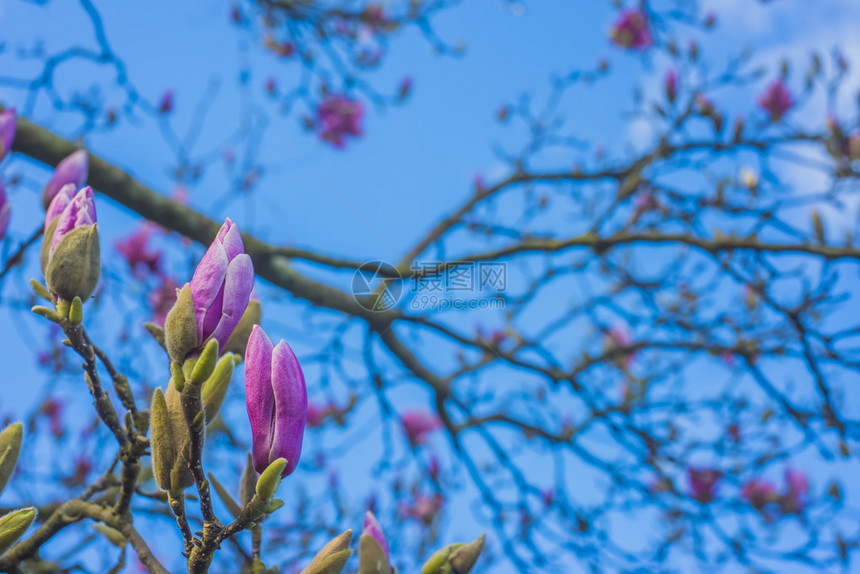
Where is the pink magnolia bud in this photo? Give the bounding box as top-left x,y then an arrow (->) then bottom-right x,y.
688,467 -> 721,503
245,325 -> 307,477
401,410 -> 441,446
42,150 -> 89,210
163,218 -> 255,361
43,186 -> 100,302
317,95 -> 364,149
0,181 -> 9,240
758,80 -> 793,122
0,108 -> 16,161
363,511 -> 390,560
609,10 -> 652,50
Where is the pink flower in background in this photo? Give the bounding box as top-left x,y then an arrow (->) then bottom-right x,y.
742,478 -> 778,509
758,80 -> 793,121
665,69 -> 679,103
398,76 -> 413,100
610,10 -> 652,50
401,410 -> 442,446
317,95 -> 364,148
400,492 -> 444,524
116,224 -> 162,277
265,77 -> 277,95
306,402 -> 329,428
688,467 -> 721,503
781,468 -> 809,514
427,456 -> 440,480
0,108 -> 17,161
41,398 -> 65,438
0,181 -> 10,240
605,324 -> 636,368
149,276 -> 180,326
158,90 -> 175,114
542,489 -> 554,507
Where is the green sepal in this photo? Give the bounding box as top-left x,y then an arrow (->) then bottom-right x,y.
31,305 -> 60,322
68,296 -> 83,325
29,279 -> 52,301
164,284 -> 197,363
0,423 -> 23,497
0,507 -> 36,557
255,458 -> 287,501
302,530 -> 353,574
144,322 -> 166,350
190,338 -> 219,384
201,354 -> 234,423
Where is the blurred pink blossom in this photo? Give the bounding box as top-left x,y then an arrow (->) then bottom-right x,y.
758,80 -> 793,121
317,95 -> 364,148
401,410 -> 442,446
610,10 -> 652,50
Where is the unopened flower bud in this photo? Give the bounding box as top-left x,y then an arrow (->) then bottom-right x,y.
255,457 -> 287,501
0,109 -> 16,162
302,530 -> 353,574
43,187 -> 99,302
165,285 -> 198,364
201,354 -> 235,423
164,384 -> 194,492
359,524 -> 390,574
0,507 -> 36,557
0,423 -> 23,497
190,338 -> 219,384
449,533 -> 485,574
164,219 -> 254,362
150,388 -> 175,492
246,326 -> 307,477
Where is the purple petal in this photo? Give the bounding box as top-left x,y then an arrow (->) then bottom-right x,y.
245,325 -> 275,473
190,241 -> 228,334
0,182 -> 9,240
0,109 -> 16,160
217,217 -> 244,261
208,254 -> 254,352
51,186 -> 96,254
45,184 -> 79,228
269,340 -> 307,477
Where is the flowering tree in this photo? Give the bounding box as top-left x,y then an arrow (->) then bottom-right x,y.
1,0 -> 860,572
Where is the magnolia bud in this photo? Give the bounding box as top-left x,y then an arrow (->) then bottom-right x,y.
255,457 -> 287,501
45,224 -> 100,302
421,546 -> 458,574
150,388 -> 175,492
0,507 -> 36,557
202,354 -> 235,423
165,384 -> 194,492
449,534 -> 485,574
190,338 -> 219,384
303,530 -> 353,574
164,284 -> 198,363
358,530 -> 390,574
0,423 -> 23,497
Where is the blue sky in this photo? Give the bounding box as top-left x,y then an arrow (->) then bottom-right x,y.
2,0 -> 860,572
